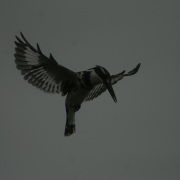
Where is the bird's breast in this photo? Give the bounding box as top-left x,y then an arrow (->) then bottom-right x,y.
66,87 -> 91,105
89,70 -> 103,86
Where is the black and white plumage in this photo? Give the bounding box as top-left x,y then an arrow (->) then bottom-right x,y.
14,32 -> 141,136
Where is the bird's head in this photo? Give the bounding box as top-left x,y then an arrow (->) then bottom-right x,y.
94,66 -> 117,103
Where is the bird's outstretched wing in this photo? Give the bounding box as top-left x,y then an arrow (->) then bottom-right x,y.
14,32 -> 77,95
84,84 -> 106,101
111,63 -> 141,85
84,63 -> 141,101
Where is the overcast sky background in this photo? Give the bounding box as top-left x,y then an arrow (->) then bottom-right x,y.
0,0 -> 180,179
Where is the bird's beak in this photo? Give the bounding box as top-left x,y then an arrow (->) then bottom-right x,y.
104,82 -> 117,103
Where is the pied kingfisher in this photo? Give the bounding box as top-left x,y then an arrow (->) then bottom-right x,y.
14,33 -> 141,136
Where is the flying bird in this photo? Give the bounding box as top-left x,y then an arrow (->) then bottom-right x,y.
14,33 -> 141,136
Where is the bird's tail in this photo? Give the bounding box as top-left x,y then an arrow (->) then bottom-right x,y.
64,123 -> 76,136
64,106 -> 76,136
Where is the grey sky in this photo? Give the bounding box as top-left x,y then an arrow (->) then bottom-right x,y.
0,0 -> 180,179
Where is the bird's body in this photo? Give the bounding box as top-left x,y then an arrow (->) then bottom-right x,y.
14,33 -> 141,136
65,68 -> 108,135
